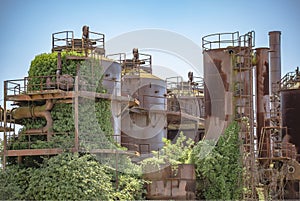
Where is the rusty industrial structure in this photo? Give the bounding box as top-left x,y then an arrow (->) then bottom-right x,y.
202,30 -> 300,200
0,26 -> 204,199
1,26 -> 300,199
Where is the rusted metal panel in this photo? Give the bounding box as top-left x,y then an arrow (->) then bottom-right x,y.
203,48 -> 234,139
256,48 -> 270,156
281,89 -> 300,157
145,164 -> 196,200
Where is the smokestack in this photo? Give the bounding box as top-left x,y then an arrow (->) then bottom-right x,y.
269,31 -> 281,93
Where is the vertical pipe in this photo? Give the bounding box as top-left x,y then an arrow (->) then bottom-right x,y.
269,31 -> 281,94
74,76 -> 79,152
57,51 -> 62,75
3,81 -> 7,169
56,51 -> 62,89
256,48 -> 270,157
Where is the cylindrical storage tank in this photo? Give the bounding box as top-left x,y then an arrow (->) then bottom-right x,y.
101,59 -> 121,95
255,47 -> 270,156
281,89 -> 300,158
203,47 -> 233,139
101,59 -> 122,143
202,32 -> 254,139
121,70 -> 167,154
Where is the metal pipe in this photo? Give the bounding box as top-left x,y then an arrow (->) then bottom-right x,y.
269,31 -> 281,94
56,51 -> 62,89
12,100 -> 53,135
56,51 -> 62,76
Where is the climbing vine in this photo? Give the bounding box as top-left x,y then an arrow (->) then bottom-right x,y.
191,121 -> 243,200
3,50 -> 146,200
9,52 -> 114,152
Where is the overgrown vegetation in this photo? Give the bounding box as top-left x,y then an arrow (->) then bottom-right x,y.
140,132 -> 194,173
0,153 -> 145,200
8,52 -> 114,152
27,51 -> 82,91
2,50 -> 244,199
191,121 -> 243,200
2,51 -> 145,200
140,122 -> 243,200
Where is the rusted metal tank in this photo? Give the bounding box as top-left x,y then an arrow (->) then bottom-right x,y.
255,47 -> 270,155
281,88 -> 300,157
203,45 -> 234,139
203,32 -> 244,138
121,70 -> 167,153
202,31 -> 254,140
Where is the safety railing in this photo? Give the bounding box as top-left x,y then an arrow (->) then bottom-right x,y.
89,31 -> 105,52
79,134 -> 140,153
4,75 -> 75,96
166,76 -> 204,97
107,52 -> 152,75
106,53 -> 127,64
5,74 -> 120,97
6,132 -> 74,150
52,31 -> 74,52
5,78 -> 28,96
280,69 -> 300,90
258,141 -> 297,160
52,30 -> 105,55
202,31 -> 255,50
202,32 -> 240,50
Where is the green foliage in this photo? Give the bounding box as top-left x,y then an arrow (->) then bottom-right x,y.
3,50 -> 145,200
114,174 -> 146,200
141,132 -> 194,173
8,53 -> 115,172
28,51 -> 83,91
51,103 -> 74,133
78,98 -> 114,150
25,153 -> 114,200
191,121 -> 243,200
0,166 -> 32,200
0,153 -> 146,200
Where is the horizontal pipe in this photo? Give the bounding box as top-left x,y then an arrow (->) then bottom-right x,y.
12,100 -> 53,133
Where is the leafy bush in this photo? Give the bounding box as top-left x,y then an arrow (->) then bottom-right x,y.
28,51 -> 82,91
140,132 -> 194,173
25,153 -> 115,200
191,121 -> 243,200
0,153 -> 146,200
0,166 -> 32,200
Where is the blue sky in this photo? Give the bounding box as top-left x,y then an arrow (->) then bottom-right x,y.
0,0 -> 300,104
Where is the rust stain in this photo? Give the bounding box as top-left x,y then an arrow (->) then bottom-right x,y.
213,59 -> 229,91
263,61 -> 269,95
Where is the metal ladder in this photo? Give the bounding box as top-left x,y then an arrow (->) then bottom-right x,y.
233,31 -> 258,200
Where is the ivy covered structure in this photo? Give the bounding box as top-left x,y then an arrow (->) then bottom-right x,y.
0,27 -> 147,200
0,26 -> 205,199
2,26 -> 299,200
